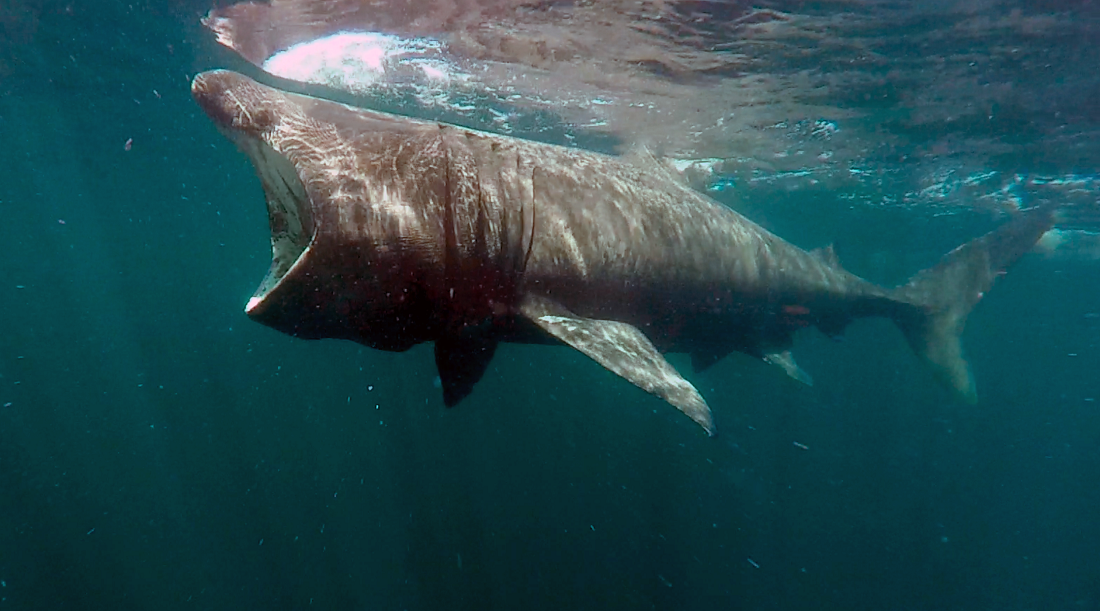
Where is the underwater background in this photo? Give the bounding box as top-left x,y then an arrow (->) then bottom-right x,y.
1,1 -> 1098,609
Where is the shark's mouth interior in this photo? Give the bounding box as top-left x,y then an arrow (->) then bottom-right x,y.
243,139 -> 315,312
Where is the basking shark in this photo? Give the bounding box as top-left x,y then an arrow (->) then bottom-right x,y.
192,70 -> 1055,435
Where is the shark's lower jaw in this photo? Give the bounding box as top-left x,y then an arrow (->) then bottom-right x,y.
238,137 -> 315,314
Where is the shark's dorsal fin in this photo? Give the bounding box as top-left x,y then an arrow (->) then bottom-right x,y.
810,244 -> 840,268
519,294 -> 715,435
622,146 -> 690,188
763,350 -> 813,386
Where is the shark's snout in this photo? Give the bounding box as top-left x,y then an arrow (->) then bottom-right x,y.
191,70 -> 278,135
191,70 -> 240,129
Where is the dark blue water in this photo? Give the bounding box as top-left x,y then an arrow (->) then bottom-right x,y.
1,2 -> 1098,609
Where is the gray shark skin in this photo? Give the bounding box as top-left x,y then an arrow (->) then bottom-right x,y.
191,70 -> 1056,436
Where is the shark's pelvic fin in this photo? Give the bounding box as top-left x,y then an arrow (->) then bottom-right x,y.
520,294 -> 715,435
764,350 -> 814,386
891,204 -> 1057,402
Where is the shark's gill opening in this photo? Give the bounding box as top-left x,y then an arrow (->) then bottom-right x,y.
244,140 -> 315,311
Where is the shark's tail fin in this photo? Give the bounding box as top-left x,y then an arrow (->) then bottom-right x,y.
890,204 -> 1057,402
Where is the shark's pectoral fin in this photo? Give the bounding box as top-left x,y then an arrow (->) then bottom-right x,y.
519,295 -> 715,435
763,350 -> 813,386
434,334 -> 499,407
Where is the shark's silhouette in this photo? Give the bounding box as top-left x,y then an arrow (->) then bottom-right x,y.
193,70 -> 1055,435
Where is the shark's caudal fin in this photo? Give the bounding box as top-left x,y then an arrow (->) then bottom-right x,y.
890,204 -> 1057,402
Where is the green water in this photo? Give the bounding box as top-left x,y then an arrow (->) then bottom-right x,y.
1,2 -> 1098,610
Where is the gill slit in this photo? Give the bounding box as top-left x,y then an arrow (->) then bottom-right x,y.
442,143 -> 460,330
522,182 -> 537,278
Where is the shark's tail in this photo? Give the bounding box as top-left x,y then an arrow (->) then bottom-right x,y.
890,204 -> 1057,402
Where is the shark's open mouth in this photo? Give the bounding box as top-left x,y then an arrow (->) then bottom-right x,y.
242,139 -> 315,314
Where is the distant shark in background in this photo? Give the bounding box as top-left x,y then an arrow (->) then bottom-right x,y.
192,70 -> 1056,435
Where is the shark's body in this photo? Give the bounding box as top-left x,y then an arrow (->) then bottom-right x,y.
192,70 -> 1055,435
